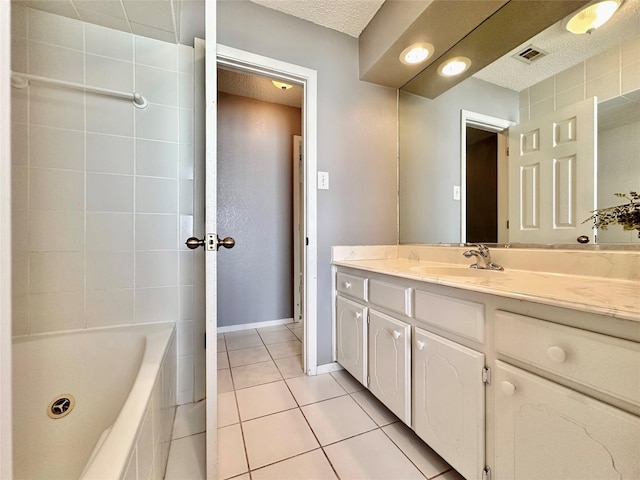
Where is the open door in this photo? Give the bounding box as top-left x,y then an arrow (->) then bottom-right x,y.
293,135 -> 303,323
508,97 -> 597,244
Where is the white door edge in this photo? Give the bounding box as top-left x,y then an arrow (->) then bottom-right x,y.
460,110 -> 515,244
216,44 -> 319,377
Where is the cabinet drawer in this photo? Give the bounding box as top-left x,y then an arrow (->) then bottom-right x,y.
495,311 -> 640,407
414,290 -> 485,343
336,272 -> 368,301
369,280 -> 411,316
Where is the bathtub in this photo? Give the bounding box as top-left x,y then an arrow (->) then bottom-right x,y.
12,323 -> 177,480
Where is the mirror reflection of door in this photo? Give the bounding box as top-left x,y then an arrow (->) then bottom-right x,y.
466,127 -> 498,244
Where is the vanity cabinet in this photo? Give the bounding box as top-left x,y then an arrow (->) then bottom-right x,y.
336,296 -> 368,385
368,309 -> 411,424
413,327 -> 486,480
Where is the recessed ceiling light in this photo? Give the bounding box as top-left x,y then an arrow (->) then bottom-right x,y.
399,43 -> 434,66
564,0 -> 622,34
272,80 -> 293,90
437,57 -> 472,77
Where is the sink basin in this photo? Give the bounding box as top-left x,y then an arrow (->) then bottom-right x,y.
409,265 -> 502,277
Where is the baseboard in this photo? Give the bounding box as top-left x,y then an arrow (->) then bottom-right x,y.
315,362 -> 344,375
217,318 -> 294,333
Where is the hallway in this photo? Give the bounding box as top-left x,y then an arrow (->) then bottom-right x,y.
165,323 -> 464,480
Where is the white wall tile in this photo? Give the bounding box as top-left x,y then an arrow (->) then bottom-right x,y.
11,166 -> 28,211
136,177 -> 178,213
28,8 -> 83,49
86,54 -> 134,91
621,35 -> 640,66
586,70 -> 621,103
11,87 -> 28,125
529,76 -> 554,104
11,3 -> 28,39
30,252 -> 84,293
586,46 -> 620,80
30,210 -> 84,251
179,285 -> 194,320
87,251 -> 134,290
555,62 -> 584,93
177,320 -> 194,357
136,139 -> 179,178
11,124 -> 28,165
86,212 -> 134,251
85,23 -> 133,61
78,8 -> 132,34
179,251 -> 193,286
622,62 -> 640,94
177,355 -> 194,392
135,286 -> 179,323
135,214 -> 178,250
179,215 -> 193,251
11,36 -> 28,72
11,214 -> 29,254
136,251 -> 178,287
179,108 -> 193,145
137,407 -> 154,480
530,97 -> 555,119
179,74 -> 194,109
28,41 -> 84,82
134,35 -> 177,71
556,84 -> 585,110
179,144 -> 194,180
86,92 -> 135,136
135,65 -> 178,106
136,104 -> 179,142
12,252 -> 29,296
12,294 -> 29,336
178,45 -> 194,75
86,288 -> 135,327
30,292 -> 84,333
123,447 -> 138,480
30,85 -> 84,130
30,126 -> 85,170
30,168 -> 84,210
179,180 -> 193,215
87,133 -> 134,175
87,173 -> 134,212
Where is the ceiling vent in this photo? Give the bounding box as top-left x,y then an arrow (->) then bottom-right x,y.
513,45 -> 549,64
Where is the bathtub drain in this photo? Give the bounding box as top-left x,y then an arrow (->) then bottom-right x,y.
47,394 -> 75,419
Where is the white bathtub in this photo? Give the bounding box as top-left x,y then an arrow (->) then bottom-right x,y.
12,323 -> 177,480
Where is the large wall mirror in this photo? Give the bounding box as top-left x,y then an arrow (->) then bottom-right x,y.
399,4 -> 640,246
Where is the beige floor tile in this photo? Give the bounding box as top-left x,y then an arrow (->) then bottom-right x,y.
288,325 -> 304,340
286,373 -> 346,406
383,422 -> 451,478
302,395 -> 377,446
251,449 -> 338,480
274,355 -> 305,379
225,333 -> 264,351
224,328 -> 258,338
218,368 -> 234,394
265,340 -> 302,359
324,429 -> 426,480
350,389 -> 399,426
218,424 -> 249,479
217,335 -> 227,352
218,391 -> 239,428
242,409 -> 319,470
433,469 -> 464,480
172,400 -> 206,439
218,351 -> 230,370
231,360 -> 282,390
164,432 -> 206,480
330,369 -> 365,394
228,474 -> 251,480
228,345 -> 271,367
258,329 -> 297,345
236,380 -> 297,421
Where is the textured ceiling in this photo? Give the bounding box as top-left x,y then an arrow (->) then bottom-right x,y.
218,68 -> 303,109
474,0 -> 640,91
249,0 -> 385,37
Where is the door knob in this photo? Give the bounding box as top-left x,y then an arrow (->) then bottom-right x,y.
577,235 -> 590,244
185,234 -> 236,251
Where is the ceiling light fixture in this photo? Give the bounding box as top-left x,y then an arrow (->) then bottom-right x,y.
437,57 -> 472,77
399,43 -> 434,66
272,80 -> 293,90
564,0 -> 622,34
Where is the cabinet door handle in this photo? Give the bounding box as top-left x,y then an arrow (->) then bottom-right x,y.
546,345 -> 567,363
391,330 -> 401,340
355,312 -> 362,319
501,381 -> 516,396
344,282 -> 351,289
416,340 -> 425,350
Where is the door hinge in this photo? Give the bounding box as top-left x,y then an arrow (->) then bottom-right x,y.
204,333 -> 206,349
367,314 -> 370,325
483,467 -> 491,480
306,237 -> 309,246
366,375 -> 370,387
506,220 -> 510,229
506,146 -> 510,156
482,367 -> 491,385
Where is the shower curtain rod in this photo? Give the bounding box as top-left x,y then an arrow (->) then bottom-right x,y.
10,72 -> 149,109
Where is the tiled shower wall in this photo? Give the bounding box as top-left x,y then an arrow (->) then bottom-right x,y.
10,5 -> 202,404
518,34 -> 640,120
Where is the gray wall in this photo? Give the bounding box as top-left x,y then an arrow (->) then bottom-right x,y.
218,1 -> 398,364
217,92 -> 301,327
399,77 -> 518,244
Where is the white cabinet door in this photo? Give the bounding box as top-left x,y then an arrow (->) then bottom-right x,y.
368,310 -> 411,424
494,361 -> 640,480
336,296 -> 367,385
413,327 -> 485,480
508,97 -> 596,244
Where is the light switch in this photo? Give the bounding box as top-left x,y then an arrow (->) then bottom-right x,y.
318,171 -> 329,190
453,185 -> 461,200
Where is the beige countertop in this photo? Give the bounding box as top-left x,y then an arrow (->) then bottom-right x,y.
332,249 -> 640,323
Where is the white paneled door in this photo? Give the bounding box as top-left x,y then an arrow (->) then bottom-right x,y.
508,97 -> 597,244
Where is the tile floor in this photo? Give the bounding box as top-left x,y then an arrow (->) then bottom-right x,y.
164,323 -> 464,480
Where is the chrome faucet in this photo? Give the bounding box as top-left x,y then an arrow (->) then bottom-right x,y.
463,244 -> 504,271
